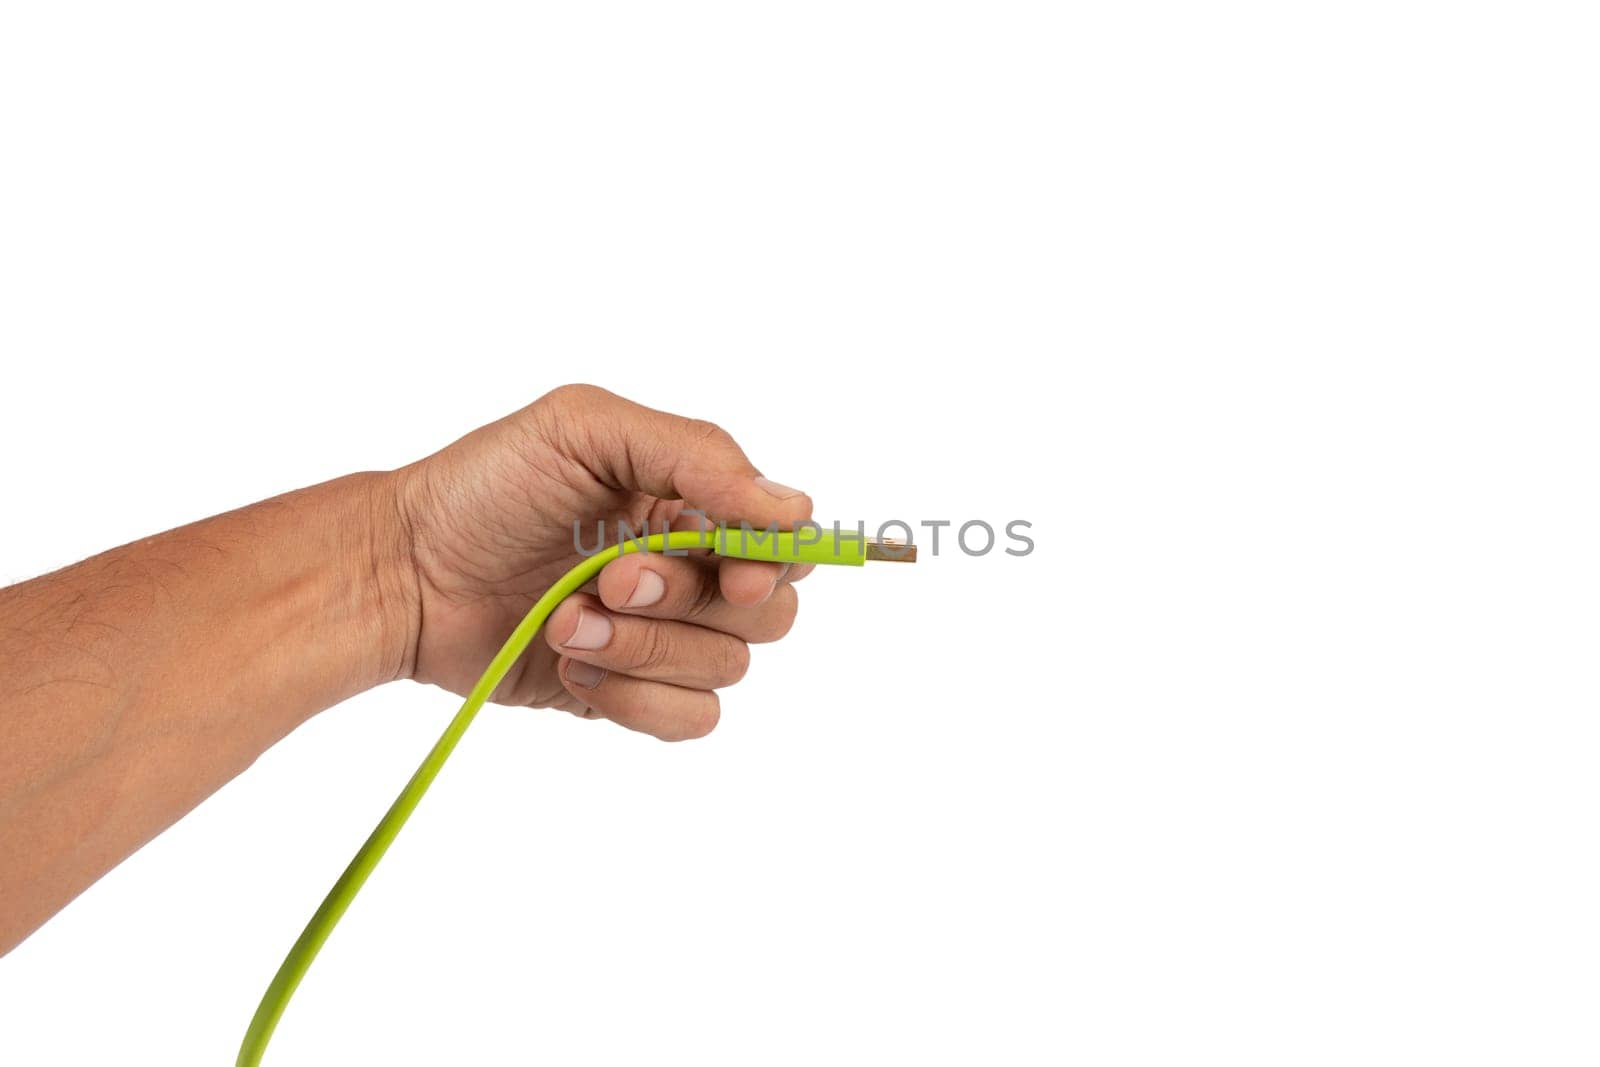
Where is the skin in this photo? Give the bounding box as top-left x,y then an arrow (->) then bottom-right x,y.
0,384 -> 813,954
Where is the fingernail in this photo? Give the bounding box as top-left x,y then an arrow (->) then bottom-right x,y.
624,568 -> 666,608
755,476 -> 806,500
563,608 -> 613,650
565,660 -> 608,690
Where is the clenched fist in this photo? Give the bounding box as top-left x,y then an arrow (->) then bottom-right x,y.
389,385 -> 815,740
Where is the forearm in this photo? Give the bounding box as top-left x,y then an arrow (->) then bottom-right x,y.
0,472 -> 414,953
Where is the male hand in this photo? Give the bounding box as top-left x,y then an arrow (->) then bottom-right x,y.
389,385 -> 814,740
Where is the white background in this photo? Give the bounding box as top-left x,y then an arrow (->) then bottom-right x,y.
2,2 -> 1597,1064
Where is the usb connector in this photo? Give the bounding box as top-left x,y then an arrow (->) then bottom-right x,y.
712,527 -> 919,566
864,537 -> 917,562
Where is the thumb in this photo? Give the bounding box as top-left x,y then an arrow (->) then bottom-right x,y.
545,385 -> 813,530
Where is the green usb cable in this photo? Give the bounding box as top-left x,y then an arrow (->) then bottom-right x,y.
238,527 -> 913,1065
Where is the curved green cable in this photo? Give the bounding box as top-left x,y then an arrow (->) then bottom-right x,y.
238,530 -> 716,1066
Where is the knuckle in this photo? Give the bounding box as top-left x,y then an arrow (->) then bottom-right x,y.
663,698 -> 721,742
631,622 -> 675,674
684,417 -> 731,449
527,384 -> 607,453
752,586 -> 799,643
542,382 -> 608,411
531,385 -> 614,446
630,685 -> 666,723
717,640 -> 751,686
682,571 -> 722,620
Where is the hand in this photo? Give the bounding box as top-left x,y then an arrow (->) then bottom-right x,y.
388,384 -> 814,740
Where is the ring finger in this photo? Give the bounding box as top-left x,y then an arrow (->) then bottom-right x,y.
560,658 -> 720,741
